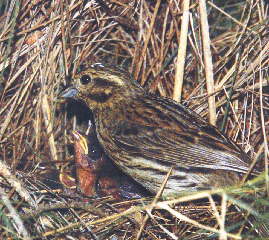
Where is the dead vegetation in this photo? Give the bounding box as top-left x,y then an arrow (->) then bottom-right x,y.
0,0 -> 269,239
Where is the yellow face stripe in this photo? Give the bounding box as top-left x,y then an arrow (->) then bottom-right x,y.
75,66 -> 125,87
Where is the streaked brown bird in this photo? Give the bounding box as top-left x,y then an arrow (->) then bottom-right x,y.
60,63 -> 251,197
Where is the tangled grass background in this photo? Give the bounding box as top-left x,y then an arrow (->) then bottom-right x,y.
0,0 -> 268,239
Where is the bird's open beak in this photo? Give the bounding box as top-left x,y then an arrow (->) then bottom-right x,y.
60,87 -> 78,99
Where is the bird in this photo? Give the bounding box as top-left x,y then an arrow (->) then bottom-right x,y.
60,63 -> 252,197
71,129 -> 150,199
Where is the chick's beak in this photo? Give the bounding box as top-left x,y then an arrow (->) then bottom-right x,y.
60,87 -> 78,99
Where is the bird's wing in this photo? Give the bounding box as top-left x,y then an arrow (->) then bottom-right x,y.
111,97 -> 250,174
112,121 -> 249,173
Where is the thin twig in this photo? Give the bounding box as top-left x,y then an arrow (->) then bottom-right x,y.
199,0 -> 216,125
173,0 -> 190,102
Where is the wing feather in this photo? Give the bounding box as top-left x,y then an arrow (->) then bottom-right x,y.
110,96 -> 250,174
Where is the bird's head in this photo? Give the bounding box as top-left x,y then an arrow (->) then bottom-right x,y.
60,63 -> 144,111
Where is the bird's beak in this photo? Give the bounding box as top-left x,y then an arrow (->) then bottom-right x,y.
60,87 -> 78,99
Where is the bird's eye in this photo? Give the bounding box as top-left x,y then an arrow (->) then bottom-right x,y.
80,75 -> 91,85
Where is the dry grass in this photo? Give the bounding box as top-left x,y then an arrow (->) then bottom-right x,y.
0,0 -> 269,239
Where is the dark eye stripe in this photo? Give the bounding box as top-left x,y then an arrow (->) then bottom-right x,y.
94,77 -> 118,87
87,92 -> 113,103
